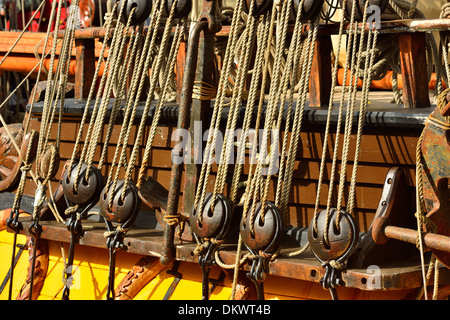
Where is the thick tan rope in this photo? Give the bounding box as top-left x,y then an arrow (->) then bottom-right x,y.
84,0 -> 133,181
212,8 -> 258,205
103,0 -> 166,200
137,19 -> 186,189
194,0 -> 245,218
346,21 -> 380,214
312,0 -> 348,235
67,3 -> 117,181
279,16 -> 319,218
121,0 -> 181,200
230,6 -> 276,300
244,0 -> 292,234
313,0 -> 359,241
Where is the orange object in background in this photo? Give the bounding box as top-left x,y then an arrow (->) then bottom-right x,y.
336,68 -> 446,91
0,209 -> 29,231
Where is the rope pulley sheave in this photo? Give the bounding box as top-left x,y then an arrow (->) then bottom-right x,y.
116,0 -> 153,25
99,179 -> 141,300
100,180 -> 141,227
191,193 -> 232,300
307,209 -> 358,300
62,162 -> 104,208
240,201 -> 282,300
61,162 -> 104,299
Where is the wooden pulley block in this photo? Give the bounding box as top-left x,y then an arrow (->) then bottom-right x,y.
308,208 -> 358,263
243,0 -> 273,17
38,144 -> 60,181
240,201 -> 282,253
190,193 -> 232,240
62,162 -> 104,205
292,0 -> 325,21
164,0 -> 192,19
99,179 -> 141,227
116,0 -> 153,26
339,0 -> 388,21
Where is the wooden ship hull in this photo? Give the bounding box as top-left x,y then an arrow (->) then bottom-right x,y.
0,0 -> 449,301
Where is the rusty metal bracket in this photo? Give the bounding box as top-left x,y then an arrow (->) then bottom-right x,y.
160,0 -> 222,266
419,103 -> 450,267
350,167 -> 417,268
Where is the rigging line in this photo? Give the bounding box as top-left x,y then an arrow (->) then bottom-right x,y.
55,0 -> 82,152
113,0 -> 167,181
67,2 -> 118,177
212,6 -> 258,206
36,0 -> 65,163
122,0 -> 182,198
333,0 -> 373,230
104,0 -> 166,196
239,5 -> 277,213
193,0 -> 245,216
137,21 -> 186,188
312,0 -> 349,234
0,0 -> 46,66
273,0 -> 315,214
347,26 -> 379,214
97,23 -> 142,172
229,13 -> 271,206
279,17 -> 320,219
83,0 -> 134,182
104,27 -> 145,192
43,0 -> 81,153
415,129 -> 428,300
274,32 -> 306,211
25,0 -> 59,135
98,24 -> 142,172
230,9 -> 276,300
245,0 -> 293,230
313,0 -> 358,236
6,129 -> 37,300
240,0 -> 289,226
193,0 -> 245,198
0,36 -> 63,186
72,2 -> 126,184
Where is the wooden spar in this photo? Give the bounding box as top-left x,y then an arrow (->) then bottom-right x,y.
384,226 -> 450,254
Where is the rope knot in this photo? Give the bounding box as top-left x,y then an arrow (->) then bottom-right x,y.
324,260 -> 347,271
64,204 -> 80,216
20,164 -> 32,172
163,213 -> 182,226
103,225 -> 128,238
193,240 -> 211,256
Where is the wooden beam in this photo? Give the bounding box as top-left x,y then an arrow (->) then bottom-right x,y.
309,35 -> 332,108
398,32 -> 430,108
74,38 -> 95,99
